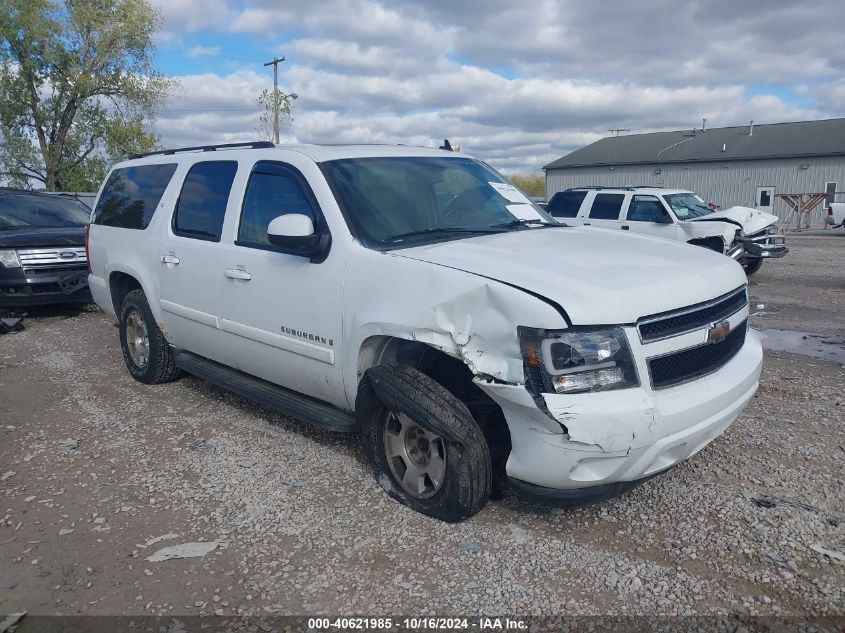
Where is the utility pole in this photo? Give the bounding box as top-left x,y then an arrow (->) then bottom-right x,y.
263,56 -> 285,144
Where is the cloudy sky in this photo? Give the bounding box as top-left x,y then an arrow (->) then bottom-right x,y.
148,0 -> 845,174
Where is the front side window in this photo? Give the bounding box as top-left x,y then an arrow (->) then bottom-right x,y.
547,191 -> 588,218
92,164 -> 178,229
588,193 -> 625,220
0,194 -> 90,230
172,161 -> 238,242
663,193 -> 713,220
626,195 -> 670,223
238,161 -> 318,248
320,156 -> 553,248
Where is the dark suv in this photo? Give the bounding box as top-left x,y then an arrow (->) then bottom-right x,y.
0,189 -> 92,307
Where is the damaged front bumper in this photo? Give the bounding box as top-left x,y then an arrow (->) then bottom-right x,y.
740,232 -> 788,259
475,329 -> 762,496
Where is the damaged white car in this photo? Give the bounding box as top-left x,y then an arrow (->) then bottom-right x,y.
546,187 -> 788,275
87,143 -> 763,522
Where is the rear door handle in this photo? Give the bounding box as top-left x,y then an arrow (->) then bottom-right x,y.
621,225 -> 630,230
160,254 -> 180,265
224,268 -> 252,281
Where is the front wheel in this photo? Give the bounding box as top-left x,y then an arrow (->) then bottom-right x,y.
118,289 -> 181,384
358,364 -> 491,522
741,257 -> 764,276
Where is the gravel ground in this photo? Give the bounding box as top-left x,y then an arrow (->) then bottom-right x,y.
1,233 -> 843,622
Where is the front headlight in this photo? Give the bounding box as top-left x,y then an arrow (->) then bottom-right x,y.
519,326 -> 639,394
766,225 -> 779,235
0,249 -> 21,268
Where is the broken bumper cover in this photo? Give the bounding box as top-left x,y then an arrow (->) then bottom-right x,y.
476,329 -> 762,494
741,235 -> 788,259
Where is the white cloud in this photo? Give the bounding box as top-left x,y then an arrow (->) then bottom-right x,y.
186,45 -> 221,57
147,0 -> 844,174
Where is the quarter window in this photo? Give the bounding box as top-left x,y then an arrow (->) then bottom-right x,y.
588,193 -> 625,220
172,161 -> 238,242
92,164 -> 178,229
546,191 -> 588,218
238,161 -> 318,248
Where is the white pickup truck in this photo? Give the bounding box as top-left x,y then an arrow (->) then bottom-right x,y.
546,187 -> 788,275
826,203 -> 845,229
87,142 -> 762,522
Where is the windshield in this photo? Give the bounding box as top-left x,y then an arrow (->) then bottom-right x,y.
0,193 -> 90,230
662,193 -> 713,220
321,156 -> 555,248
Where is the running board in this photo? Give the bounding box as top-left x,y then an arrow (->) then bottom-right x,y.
175,351 -> 358,433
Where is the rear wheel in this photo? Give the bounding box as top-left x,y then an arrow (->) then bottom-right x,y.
118,289 -> 180,384
741,257 -> 764,276
358,364 -> 491,522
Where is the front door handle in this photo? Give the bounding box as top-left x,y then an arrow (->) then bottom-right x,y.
621,225 -> 630,230
161,254 -> 180,265
224,268 -> 252,281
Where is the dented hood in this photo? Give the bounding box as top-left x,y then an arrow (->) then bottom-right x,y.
690,206 -> 778,235
397,227 -> 747,325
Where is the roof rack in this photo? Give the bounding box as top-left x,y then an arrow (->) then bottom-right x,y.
565,185 -> 664,192
565,186 -> 629,191
129,141 -> 275,160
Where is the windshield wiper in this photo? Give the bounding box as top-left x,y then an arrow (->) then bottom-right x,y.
383,226 -> 505,243
488,218 -> 560,230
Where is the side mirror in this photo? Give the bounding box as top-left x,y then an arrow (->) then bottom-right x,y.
655,212 -> 673,224
267,214 -> 330,261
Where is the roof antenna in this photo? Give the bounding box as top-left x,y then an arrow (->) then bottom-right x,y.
439,139 -> 453,151
749,120 -> 754,136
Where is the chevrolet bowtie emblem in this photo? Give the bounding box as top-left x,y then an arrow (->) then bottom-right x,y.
707,320 -> 731,343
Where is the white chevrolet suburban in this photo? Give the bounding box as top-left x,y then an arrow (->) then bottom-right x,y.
546,187 -> 788,275
826,202 -> 845,229
87,142 -> 763,522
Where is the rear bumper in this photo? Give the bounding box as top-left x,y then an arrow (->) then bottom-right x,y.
88,273 -> 114,318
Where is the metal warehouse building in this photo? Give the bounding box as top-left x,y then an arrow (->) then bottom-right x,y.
544,118 -> 845,224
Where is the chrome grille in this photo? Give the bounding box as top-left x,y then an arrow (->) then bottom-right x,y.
16,247 -> 87,267
637,287 -> 747,343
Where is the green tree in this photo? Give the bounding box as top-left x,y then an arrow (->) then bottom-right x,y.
256,88 -> 295,143
509,174 -> 546,198
0,0 -> 172,191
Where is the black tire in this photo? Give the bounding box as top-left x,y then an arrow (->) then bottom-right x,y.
357,364 -> 492,522
118,289 -> 180,384
741,257 -> 764,276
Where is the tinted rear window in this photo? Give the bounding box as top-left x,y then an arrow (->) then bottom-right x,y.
588,193 -> 625,220
546,191 -> 587,218
172,161 -> 238,241
93,164 -> 178,229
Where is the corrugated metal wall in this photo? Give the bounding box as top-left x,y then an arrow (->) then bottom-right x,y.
545,156 -> 844,225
